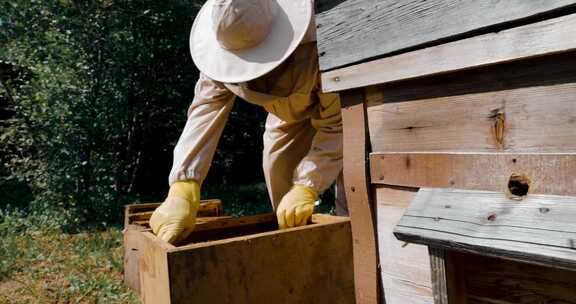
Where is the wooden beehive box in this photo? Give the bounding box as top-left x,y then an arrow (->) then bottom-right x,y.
123,200 -> 228,294
136,213 -> 354,304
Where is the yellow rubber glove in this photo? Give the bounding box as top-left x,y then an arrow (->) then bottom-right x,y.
149,180 -> 200,244
276,184 -> 318,229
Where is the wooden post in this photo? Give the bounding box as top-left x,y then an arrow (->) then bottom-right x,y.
340,89 -> 381,303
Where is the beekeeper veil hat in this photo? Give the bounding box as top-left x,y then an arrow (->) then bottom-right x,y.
189,0 -> 313,83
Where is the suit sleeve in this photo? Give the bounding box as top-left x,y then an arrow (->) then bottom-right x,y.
292,89 -> 343,194
169,73 -> 236,185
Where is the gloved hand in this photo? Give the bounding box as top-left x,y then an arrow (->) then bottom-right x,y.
149,180 -> 201,244
276,184 -> 318,229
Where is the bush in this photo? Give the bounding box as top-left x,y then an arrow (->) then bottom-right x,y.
0,0 -> 267,229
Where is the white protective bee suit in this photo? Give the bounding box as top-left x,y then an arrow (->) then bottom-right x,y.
169,42 -> 345,209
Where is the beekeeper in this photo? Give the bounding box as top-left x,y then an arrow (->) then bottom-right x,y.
150,0 -> 344,244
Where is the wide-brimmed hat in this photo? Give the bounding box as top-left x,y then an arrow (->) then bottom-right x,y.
190,0 -> 312,83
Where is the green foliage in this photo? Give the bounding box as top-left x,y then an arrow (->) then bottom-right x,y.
0,0 -> 267,229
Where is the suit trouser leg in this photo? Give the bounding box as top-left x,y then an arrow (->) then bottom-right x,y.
262,113 -> 316,209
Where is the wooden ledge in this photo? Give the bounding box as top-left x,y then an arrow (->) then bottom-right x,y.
394,188 -> 576,271
320,13 -> 576,92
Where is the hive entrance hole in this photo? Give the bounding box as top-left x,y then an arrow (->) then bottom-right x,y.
507,174 -> 530,197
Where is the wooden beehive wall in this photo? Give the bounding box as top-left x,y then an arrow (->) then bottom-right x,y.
315,0 -> 576,72
363,44 -> 576,304
367,49 -> 576,303
316,1 -> 576,303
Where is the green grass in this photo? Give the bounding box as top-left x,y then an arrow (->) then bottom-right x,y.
0,210 -> 137,304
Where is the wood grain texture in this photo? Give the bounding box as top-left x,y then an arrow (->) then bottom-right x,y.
139,232 -> 172,304
321,13 -> 576,92
370,152 -> 576,196
138,215 -> 355,304
130,216 -> 232,228
123,229 -> 144,295
366,80 -> 576,154
375,186 -> 433,304
394,188 -> 576,271
450,252 -> 576,304
315,0 -> 576,71
340,89 -> 380,303
123,200 -> 224,294
428,248 -> 448,304
125,200 -> 222,224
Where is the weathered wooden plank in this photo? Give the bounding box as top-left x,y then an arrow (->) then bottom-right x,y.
370,152 -> 576,196
316,0 -> 576,71
428,248 -> 449,304
125,200 -> 223,224
394,188 -> 576,271
131,216 -> 232,228
375,186 -> 433,304
340,89 -> 380,304
451,252 -> 576,304
139,232 -> 173,304
123,229 -> 144,294
321,13 -> 576,92
366,78 -> 576,153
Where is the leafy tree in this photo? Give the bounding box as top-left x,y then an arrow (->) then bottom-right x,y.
0,0 -> 267,228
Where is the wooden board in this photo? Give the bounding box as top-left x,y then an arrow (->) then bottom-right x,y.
139,231 -> 173,304
364,54 -> 576,153
370,152 -> 576,196
125,200 -> 223,226
375,186 -> 433,304
321,13 -> 576,92
340,89 -> 380,303
123,229 -> 144,294
123,200 -> 224,294
138,214 -> 355,304
315,0 -> 576,71
394,188 -> 576,271
428,248 -> 468,304
449,251 -> 576,304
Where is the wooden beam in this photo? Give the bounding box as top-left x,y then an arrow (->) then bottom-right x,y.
366,80 -> 576,153
125,200 -> 223,224
394,188 -> 576,271
340,89 -> 380,304
429,247 -> 449,304
321,13 -> 576,92
370,152 -> 576,196
316,0 -> 576,72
